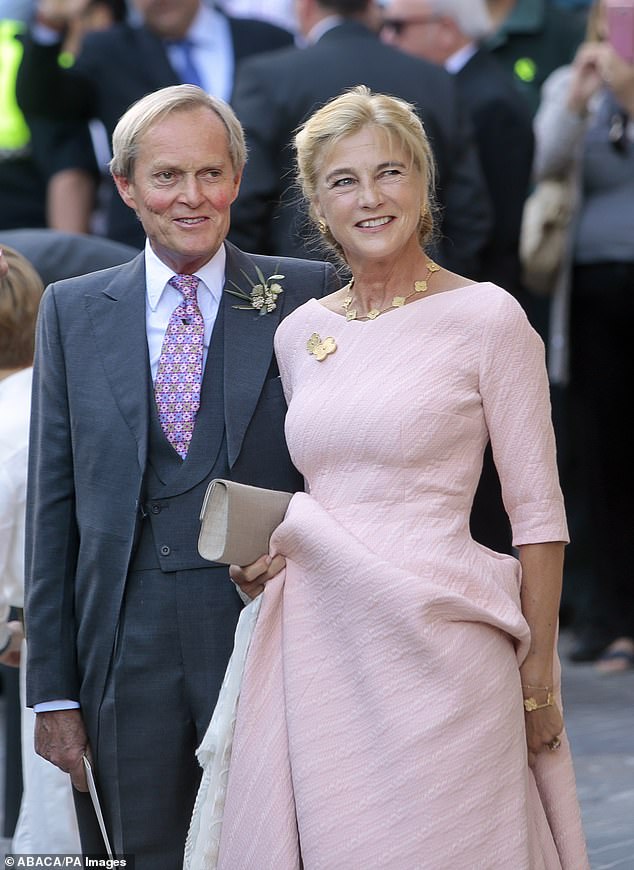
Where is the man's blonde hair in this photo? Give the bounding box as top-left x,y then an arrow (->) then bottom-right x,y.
110,84 -> 247,179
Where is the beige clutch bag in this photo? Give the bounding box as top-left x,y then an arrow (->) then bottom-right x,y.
198,478 -> 293,565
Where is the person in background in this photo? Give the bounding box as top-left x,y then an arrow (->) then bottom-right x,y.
553,0 -> 594,27
0,245 -> 81,854
47,0 -> 128,235
16,0 -> 294,247
532,0 -> 634,671
485,0 -> 588,116
187,85 -> 588,868
24,84 -> 337,868
381,0 -> 535,556
382,0 -> 533,298
228,0 -> 493,278
220,0 -> 298,33
0,0 -> 99,234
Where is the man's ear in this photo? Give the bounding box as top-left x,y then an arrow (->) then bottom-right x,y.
112,173 -> 137,210
230,168 -> 244,204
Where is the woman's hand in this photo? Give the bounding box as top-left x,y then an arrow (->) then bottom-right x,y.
567,42 -> 605,114
523,695 -> 564,767
597,43 -> 634,115
229,554 -> 286,601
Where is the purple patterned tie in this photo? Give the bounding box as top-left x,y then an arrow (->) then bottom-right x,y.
154,274 -> 204,459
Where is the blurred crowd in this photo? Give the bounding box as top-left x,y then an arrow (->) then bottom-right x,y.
1,0 -> 632,852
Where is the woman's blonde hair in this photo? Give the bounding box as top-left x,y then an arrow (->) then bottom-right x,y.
0,245 -> 44,368
294,85 -> 437,263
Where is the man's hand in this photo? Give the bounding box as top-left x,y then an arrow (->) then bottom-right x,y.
229,554 -> 286,600
36,0 -> 92,29
34,708 -> 91,791
0,621 -> 24,668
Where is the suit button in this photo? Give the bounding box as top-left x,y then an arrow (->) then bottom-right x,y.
151,504 -> 161,514
160,545 -> 171,556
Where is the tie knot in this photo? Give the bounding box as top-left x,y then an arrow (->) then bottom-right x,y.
166,37 -> 195,50
169,273 -> 200,300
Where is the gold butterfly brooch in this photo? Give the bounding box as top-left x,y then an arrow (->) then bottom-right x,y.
306,332 -> 337,361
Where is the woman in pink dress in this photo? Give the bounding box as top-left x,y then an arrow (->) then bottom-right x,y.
186,86 -> 589,869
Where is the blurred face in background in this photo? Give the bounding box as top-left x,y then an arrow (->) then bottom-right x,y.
132,0 -> 200,39
381,0 -> 446,63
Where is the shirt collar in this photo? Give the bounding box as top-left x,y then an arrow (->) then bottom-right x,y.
305,15 -> 343,45
144,240 -> 227,310
445,42 -> 478,74
184,2 -> 220,49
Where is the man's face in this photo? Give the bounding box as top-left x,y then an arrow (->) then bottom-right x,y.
381,0 -> 445,64
132,0 -> 200,39
113,106 -> 242,275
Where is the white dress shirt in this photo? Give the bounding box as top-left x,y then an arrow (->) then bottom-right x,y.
145,240 -> 226,381
165,4 -> 234,102
220,0 -> 297,33
444,42 -> 478,75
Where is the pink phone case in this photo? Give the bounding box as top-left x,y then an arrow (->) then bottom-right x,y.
606,0 -> 634,63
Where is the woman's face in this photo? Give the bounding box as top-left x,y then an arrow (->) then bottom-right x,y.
313,125 -> 425,267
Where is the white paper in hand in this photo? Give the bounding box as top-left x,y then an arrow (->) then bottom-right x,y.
83,754 -> 114,859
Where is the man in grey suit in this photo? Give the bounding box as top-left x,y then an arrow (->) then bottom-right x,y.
24,84 -> 337,868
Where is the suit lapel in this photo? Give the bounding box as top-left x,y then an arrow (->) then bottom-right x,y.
223,243 -> 283,467
84,254 -> 150,471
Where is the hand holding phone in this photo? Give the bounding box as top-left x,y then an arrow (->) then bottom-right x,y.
605,0 -> 634,64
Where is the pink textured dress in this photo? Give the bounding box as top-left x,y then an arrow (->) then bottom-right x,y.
207,284 -> 589,868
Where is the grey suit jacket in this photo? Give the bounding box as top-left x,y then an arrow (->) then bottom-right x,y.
24,241 -> 337,725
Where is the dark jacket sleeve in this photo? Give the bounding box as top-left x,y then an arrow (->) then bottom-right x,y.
16,35 -> 96,121
432,86 -> 493,277
228,53 -> 289,253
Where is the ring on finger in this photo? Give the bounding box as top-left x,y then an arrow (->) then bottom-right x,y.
547,736 -> 561,751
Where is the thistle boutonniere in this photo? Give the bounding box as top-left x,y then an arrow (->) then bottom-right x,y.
225,264 -> 284,315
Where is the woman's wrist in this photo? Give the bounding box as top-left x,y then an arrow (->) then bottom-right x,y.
520,660 -> 554,691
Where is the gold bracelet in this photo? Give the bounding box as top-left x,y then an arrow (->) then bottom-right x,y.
523,691 -> 555,712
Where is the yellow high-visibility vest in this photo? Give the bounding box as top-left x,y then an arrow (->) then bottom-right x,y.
0,19 -> 31,153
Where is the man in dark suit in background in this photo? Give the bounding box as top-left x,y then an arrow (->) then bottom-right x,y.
381,0 -> 534,295
0,1 -> 101,236
16,0 -> 294,247
228,0 -> 493,276
24,84 -> 337,868
382,0 -> 535,555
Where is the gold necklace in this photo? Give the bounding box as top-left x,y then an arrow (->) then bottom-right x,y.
341,259 -> 440,321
